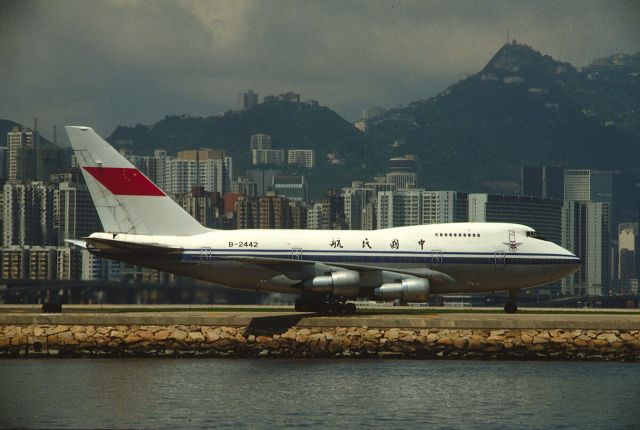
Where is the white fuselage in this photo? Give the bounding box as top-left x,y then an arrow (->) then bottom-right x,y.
88,222 -> 580,298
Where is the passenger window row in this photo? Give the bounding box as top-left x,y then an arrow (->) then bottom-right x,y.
435,233 -> 480,238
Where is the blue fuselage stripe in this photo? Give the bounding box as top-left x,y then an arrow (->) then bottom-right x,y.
181,249 -> 579,265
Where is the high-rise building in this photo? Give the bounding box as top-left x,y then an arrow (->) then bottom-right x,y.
290,203 -> 308,229
258,192 -> 290,229
562,201 -> 610,296
521,166 -> 564,199
232,176 -> 258,197
235,195 -> 260,229
238,90 -> 259,111
174,187 -> 223,228
250,134 -> 272,150
0,146 -> 8,181
54,180 -> 101,245
562,169 -> 613,296
28,246 -> 57,280
618,223 -> 637,293
56,247 -> 81,280
376,190 -> 395,229
307,190 -> 346,230
272,175 -> 308,203
287,150 -> 315,168
306,202 -> 324,230
156,151 -> 233,195
3,182 -> 55,247
1,246 -> 28,279
252,149 -> 285,166
564,170 -> 613,203
342,181 -> 375,230
7,126 -> 34,182
422,191 -> 469,224
386,155 -> 417,189
246,169 -> 281,196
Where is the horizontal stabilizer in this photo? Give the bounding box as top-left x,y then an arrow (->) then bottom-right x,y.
85,237 -> 183,255
64,239 -> 87,249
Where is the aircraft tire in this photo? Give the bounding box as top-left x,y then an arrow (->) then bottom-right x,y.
344,303 -> 357,314
504,302 -> 518,313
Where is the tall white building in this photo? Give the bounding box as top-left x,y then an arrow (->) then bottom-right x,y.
395,189 -> 423,227
156,153 -> 233,195
423,191 -> 464,224
306,202 -> 324,230
564,170 -> 612,203
376,191 -> 395,229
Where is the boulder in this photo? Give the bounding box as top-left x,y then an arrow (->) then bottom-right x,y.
188,332 -> 205,342
384,329 -> 400,340
124,335 -> 142,344
137,331 -> 155,341
57,331 -> 77,345
74,332 -> 88,342
155,330 -> 170,341
169,330 -> 187,341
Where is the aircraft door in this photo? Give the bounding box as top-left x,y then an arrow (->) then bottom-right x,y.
200,247 -> 213,264
291,247 -> 303,260
431,250 -> 443,267
494,251 -> 506,270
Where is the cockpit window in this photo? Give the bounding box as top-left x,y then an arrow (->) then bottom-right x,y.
527,231 -> 547,241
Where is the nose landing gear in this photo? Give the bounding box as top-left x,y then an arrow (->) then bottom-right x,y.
504,289 -> 519,313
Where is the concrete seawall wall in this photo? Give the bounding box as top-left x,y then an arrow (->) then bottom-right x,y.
0,314 -> 640,361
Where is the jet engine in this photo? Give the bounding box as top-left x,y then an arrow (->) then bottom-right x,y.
303,270 -> 360,297
374,278 -> 429,302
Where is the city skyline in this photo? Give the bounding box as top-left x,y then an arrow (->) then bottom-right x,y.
1,1 -> 639,140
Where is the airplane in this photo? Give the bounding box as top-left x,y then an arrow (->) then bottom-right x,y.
65,126 -> 581,314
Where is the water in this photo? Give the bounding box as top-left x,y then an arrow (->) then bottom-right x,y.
1,359 -> 639,429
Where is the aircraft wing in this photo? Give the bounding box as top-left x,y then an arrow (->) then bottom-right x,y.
219,255 -> 457,287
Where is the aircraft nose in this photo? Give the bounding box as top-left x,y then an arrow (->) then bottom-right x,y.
565,254 -> 581,275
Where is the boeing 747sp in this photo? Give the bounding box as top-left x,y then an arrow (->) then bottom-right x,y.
66,126 -> 580,313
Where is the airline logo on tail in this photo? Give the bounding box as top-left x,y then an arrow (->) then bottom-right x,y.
83,167 -> 165,196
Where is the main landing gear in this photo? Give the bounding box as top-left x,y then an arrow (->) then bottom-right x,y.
295,297 -> 357,314
504,289 -> 519,314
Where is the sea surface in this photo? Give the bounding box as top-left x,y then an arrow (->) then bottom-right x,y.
1,359 -> 639,429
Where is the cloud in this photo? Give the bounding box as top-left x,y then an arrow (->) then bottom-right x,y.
0,0 -> 638,141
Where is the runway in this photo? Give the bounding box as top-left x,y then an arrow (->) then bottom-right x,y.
1,304 -> 639,330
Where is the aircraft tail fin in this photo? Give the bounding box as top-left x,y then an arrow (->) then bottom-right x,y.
65,126 -> 207,236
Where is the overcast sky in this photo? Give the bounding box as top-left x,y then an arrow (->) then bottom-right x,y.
1,0 -> 639,142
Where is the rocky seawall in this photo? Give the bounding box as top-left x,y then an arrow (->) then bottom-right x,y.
2,324 -> 640,360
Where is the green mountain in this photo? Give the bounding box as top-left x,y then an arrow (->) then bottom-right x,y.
368,42 -> 640,195
107,42 -> 640,214
108,100 -> 387,196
